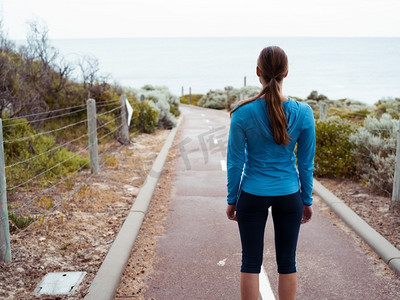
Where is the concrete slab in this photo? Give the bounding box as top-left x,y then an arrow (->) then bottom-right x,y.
33,272 -> 86,296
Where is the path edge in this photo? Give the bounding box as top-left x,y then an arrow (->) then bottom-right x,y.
313,178 -> 400,277
84,116 -> 183,300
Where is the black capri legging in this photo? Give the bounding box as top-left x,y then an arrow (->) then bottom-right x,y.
236,190 -> 304,274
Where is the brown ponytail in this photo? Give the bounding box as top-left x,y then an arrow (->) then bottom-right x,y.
231,46 -> 290,145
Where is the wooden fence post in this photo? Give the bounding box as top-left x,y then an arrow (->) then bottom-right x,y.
392,119 -> 400,208
87,99 -> 99,174
319,102 -> 328,121
0,119 -> 11,262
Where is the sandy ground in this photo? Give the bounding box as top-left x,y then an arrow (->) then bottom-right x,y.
317,177 -> 400,251
114,142 -> 178,300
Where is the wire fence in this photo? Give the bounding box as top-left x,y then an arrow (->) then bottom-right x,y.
0,97 -> 131,260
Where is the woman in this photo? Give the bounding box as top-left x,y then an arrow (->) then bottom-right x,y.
226,46 -> 315,300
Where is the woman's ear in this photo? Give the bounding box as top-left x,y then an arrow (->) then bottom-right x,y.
256,66 -> 261,77
284,69 -> 289,78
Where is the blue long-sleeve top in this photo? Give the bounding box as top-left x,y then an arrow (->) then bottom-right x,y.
227,98 -> 316,206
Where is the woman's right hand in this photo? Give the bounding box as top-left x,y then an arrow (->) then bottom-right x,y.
301,205 -> 313,224
226,204 -> 237,221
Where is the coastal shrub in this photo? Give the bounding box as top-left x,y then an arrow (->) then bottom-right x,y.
303,99 -> 319,110
129,100 -> 159,133
3,118 -> 89,190
336,98 -> 370,111
349,114 -> 398,194
229,86 -> 261,108
374,98 -> 400,118
198,89 -> 227,109
97,109 -> 121,142
238,86 -> 260,99
198,86 -> 261,110
314,117 -> 356,178
326,107 -> 371,124
133,85 -> 179,129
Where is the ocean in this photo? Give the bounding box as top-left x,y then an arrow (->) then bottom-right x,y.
51,37 -> 400,105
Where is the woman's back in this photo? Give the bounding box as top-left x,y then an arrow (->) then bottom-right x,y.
227,97 -> 315,204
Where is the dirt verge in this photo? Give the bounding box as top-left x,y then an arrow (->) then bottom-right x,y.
0,129 -> 170,300
316,177 -> 400,251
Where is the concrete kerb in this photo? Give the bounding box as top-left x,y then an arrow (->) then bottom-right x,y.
84,116 -> 183,300
313,179 -> 400,277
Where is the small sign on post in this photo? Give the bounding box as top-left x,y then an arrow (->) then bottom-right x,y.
120,95 -> 130,145
125,98 -> 133,126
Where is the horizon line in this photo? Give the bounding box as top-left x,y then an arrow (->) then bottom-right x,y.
9,35 -> 400,41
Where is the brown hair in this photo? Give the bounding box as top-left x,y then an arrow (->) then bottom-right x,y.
231,46 -> 290,145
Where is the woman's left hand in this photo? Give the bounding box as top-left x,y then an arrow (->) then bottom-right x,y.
301,205 -> 313,224
226,204 -> 237,221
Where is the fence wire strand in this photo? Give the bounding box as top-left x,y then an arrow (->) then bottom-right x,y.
2,108 -> 88,128
3,103 -> 87,121
3,105 -> 122,144
97,105 -> 122,117
97,115 -> 122,130
32,158 -> 91,204
5,132 -> 89,169
12,142 -> 125,233
7,143 -> 91,191
4,119 -> 88,144
96,101 -> 120,110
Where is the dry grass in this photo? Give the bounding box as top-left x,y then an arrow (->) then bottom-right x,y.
0,129 -> 170,299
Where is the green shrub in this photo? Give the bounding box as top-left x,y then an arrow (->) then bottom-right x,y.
3,118 -> 89,190
132,86 -> 179,129
179,94 -> 203,106
349,114 -> 398,194
129,100 -> 159,133
198,89 -> 227,109
374,98 -> 400,119
314,117 -> 356,178
326,107 -> 371,124
8,211 -> 39,231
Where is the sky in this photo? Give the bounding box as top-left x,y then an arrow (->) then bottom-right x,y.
1,0 -> 399,39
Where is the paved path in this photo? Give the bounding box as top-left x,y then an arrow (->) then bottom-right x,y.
145,105 -> 400,300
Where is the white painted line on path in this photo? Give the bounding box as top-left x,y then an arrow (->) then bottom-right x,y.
213,138 -> 218,145
260,264 -> 275,299
217,258 -> 227,266
220,160 -> 227,171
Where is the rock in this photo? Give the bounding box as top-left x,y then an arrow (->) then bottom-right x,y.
92,182 -> 110,190
353,193 -> 370,198
124,185 -> 140,196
